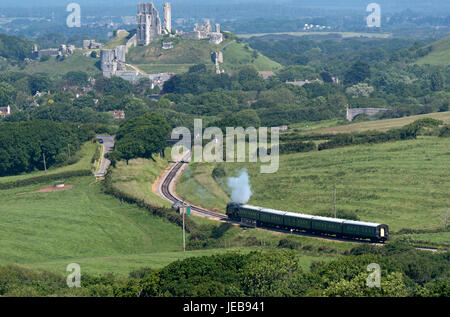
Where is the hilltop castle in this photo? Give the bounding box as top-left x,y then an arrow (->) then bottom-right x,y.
137,2 -> 172,46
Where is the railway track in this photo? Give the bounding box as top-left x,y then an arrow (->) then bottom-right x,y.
156,155 -> 442,251
159,159 -> 228,221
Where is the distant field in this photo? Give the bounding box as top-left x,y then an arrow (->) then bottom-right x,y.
135,63 -> 196,74
237,32 -> 392,39
0,142 -> 97,184
15,51 -> 101,77
177,137 -> 450,237
415,36 -> 450,66
302,111 -> 450,135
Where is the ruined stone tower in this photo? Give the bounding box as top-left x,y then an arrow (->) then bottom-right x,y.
136,2 -> 162,46
163,2 -> 172,34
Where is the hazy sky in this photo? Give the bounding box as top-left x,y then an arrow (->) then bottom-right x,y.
1,0 -> 449,14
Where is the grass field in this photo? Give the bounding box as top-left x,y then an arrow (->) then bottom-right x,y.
177,137 -> 450,238
109,154 -> 172,208
237,32 -> 392,39
0,176 -> 187,275
15,51 -> 101,77
0,142 -> 98,184
300,111 -> 450,135
415,35 -> 450,66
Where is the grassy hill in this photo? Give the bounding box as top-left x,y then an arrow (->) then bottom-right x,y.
415,36 -> 450,66
15,51 -> 101,77
176,121 -> 450,245
127,37 -> 281,74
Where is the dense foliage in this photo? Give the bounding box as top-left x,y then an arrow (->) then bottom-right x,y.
111,113 -> 171,164
0,241 -> 448,297
0,120 -> 94,176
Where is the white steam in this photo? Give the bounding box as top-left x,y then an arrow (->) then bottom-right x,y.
227,169 -> 252,204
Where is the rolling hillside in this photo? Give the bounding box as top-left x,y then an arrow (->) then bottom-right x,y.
14,51 -> 101,77
126,37 -> 282,74
415,36 -> 450,66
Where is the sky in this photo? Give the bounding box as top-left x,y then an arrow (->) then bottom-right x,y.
1,0 -> 449,14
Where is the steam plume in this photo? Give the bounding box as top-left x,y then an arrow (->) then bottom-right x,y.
227,169 -> 252,204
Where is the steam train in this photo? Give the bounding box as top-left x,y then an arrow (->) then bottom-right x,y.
226,202 -> 389,243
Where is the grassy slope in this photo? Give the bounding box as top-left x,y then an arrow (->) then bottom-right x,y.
221,42 -> 282,72
109,155 -> 172,208
104,30 -> 130,49
0,177 -> 182,268
0,142 -> 97,184
127,38 -> 281,74
415,36 -> 450,66
15,51 -> 101,77
300,111 -> 450,135
177,137 -> 450,236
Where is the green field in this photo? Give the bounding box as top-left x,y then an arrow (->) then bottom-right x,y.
177,137 -> 450,238
0,142 -> 98,184
0,176 -> 187,275
127,38 -> 281,74
415,36 -> 450,66
15,51 -> 101,77
237,32 -> 392,39
299,111 -> 450,135
109,154 -> 172,208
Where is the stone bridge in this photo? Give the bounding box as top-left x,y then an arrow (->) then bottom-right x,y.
346,107 -> 389,122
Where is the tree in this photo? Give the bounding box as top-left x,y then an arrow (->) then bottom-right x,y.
114,113 -> 171,164
346,83 -> 375,98
64,71 -> 89,87
344,61 -> 371,85
430,70 -> 444,92
0,82 -> 17,106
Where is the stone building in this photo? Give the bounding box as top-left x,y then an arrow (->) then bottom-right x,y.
136,2 -> 162,46
101,46 -> 127,77
0,106 -> 11,119
83,40 -> 102,50
182,20 -> 223,44
163,2 -> 172,34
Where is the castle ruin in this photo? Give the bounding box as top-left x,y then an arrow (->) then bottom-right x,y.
182,20 -> 223,44
137,2 -> 173,46
163,2 -> 172,34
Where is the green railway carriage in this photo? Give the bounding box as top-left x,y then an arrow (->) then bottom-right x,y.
235,204 -> 261,222
284,212 -> 313,230
310,216 -> 345,235
342,220 -> 388,241
226,202 -> 389,242
259,208 -> 285,226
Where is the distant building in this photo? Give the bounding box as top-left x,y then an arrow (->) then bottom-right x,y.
83,40 -> 103,50
0,106 -> 11,119
109,110 -> 126,119
259,71 -> 275,80
162,42 -> 174,50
